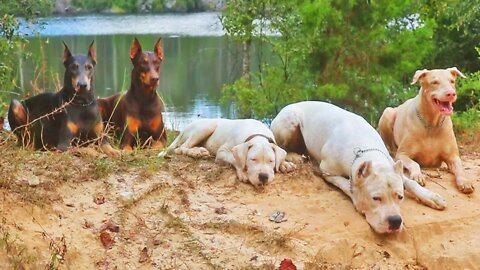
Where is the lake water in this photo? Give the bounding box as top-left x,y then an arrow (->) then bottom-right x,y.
16,12 -> 248,130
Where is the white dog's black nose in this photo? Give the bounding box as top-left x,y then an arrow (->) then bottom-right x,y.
258,173 -> 269,183
387,215 -> 402,230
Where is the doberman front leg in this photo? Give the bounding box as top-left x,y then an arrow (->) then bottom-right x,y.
92,121 -> 120,157
447,156 -> 474,194
121,115 -> 141,152
147,114 -> 167,150
396,152 -> 427,186
56,120 -> 76,151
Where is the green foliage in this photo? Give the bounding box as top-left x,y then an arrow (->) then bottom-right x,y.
111,0 -> 137,13
73,0 -> 112,12
221,0 -> 438,122
453,70 -> 480,136
0,0 -> 52,115
421,1 -> 480,72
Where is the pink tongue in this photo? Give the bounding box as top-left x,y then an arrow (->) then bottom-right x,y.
440,101 -> 453,113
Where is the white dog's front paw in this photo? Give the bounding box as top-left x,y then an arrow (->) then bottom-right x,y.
186,147 -> 211,158
285,153 -> 304,164
235,170 -> 249,183
280,161 -> 296,173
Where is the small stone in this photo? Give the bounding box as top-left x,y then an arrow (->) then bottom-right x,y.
28,175 -> 40,187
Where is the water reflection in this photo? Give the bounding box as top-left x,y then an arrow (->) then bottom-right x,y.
19,34 -> 243,130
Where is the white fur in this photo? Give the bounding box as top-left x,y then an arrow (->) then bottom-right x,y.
272,101 -> 446,234
159,119 -> 295,186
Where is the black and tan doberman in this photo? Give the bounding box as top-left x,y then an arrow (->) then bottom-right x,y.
97,37 -> 167,152
8,41 -> 118,156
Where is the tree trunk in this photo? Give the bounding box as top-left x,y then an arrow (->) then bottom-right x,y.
242,39 -> 251,83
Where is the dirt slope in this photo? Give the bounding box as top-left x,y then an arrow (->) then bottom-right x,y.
0,147 -> 479,269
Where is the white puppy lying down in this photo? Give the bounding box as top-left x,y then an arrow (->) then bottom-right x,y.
271,101 -> 446,234
159,119 -> 295,186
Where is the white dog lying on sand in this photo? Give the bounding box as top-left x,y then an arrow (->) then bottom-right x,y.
271,101 -> 446,233
159,118 -> 295,186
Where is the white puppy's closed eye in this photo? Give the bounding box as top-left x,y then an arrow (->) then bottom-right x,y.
232,142 -> 252,170
271,143 -> 287,172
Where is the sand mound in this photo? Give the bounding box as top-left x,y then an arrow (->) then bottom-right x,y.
0,150 -> 479,269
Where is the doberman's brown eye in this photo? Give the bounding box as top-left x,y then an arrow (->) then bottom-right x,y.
86,65 -> 92,70
70,63 -> 79,70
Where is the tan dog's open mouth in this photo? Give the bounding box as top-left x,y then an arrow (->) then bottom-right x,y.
433,98 -> 454,115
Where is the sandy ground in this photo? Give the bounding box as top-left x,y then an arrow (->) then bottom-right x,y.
0,140 -> 479,269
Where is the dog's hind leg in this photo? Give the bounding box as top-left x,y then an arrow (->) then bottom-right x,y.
377,107 -> 397,155
8,99 -> 31,146
271,105 -> 306,154
172,120 -> 218,158
8,100 -> 28,131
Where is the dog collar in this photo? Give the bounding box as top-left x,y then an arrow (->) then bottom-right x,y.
244,134 -> 275,144
415,107 -> 445,129
350,147 -> 390,167
71,99 -> 94,107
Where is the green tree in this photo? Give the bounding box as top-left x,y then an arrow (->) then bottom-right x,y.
421,0 -> 480,72
221,0 -> 437,121
0,0 -> 52,115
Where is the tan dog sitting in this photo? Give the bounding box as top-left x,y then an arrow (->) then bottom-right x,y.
378,67 -> 473,194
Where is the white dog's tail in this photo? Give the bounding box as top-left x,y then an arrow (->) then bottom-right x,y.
157,131 -> 183,159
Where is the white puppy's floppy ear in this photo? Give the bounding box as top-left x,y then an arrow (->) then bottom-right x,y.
447,67 -> 466,79
232,142 -> 252,170
271,143 -> 287,172
411,69 -> 429,85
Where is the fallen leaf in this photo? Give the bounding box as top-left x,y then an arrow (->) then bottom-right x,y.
139,247 -> 150,263
214,206 -> 227,215
0,117 -> 4,131
99,219 -> 120,233
83,220 -> 94,229
279,259 -> 297,270
383,250 -> 391,259
100,232 -> 114,249
93,195 -> 106,205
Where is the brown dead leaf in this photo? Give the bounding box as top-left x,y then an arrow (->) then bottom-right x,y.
279,259 -> 297,270
100,232 -> 115,249
99,219 -> 120,233
214,206 -> 227,215
139,247 -> 150,263
93,195 -> 106,205
0,117 -> 4,131
83,220 -> 94,229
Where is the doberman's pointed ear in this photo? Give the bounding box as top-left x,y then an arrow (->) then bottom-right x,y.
153,38 -> 163,61
130,37 -> 142,61
62,41 -> 73,64
88,40 -> 97,65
